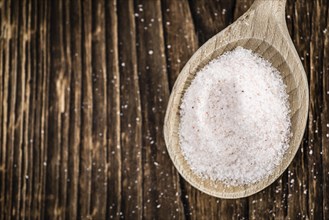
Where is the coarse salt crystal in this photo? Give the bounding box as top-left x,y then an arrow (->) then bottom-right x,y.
179,47 -> 291,186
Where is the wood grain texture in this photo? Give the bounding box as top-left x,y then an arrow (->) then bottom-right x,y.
106,0 -> 121,219
118,0 -> 143,219
0,0 -> 328,219
135,0 -> 185,219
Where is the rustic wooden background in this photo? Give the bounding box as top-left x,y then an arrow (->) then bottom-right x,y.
0,0 -> 328,219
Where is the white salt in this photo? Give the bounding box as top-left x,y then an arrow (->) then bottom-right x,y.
179,47 -> 291,186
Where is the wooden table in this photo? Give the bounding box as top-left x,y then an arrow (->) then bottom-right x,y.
0,0 -> 328,219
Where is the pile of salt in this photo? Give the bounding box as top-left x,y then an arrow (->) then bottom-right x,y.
179,47 -> 291,186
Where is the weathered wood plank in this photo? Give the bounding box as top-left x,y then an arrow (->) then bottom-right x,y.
31,0 -> 50,218
117,0 -> 143,218
105,0 -> 122,219
322,8 -> 329,219
0,0 -> 3,212
21,0 -> 34,218
65,0 -> 82,219
18,0 -> 30,218
26,1 -> 37,217
90,0 -> 108,218
134,0 -> 185,219
0,0 -> 3,195
57,0 -> 72,218
4,0 -> 19,218
308,0 -> 328,219
0,0 -> 10,218
12,0 -> 27,218
30,1 -> 50,218
79,0 -> 93,218
162,0 -> 198,89
45,0 -> 66,218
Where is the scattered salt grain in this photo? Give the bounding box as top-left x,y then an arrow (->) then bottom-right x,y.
179,47 -> 291,186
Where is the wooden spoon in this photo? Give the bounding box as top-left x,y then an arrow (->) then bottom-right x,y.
164,0 -> 309,198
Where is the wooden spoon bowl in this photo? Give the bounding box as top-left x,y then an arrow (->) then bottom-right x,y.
164,0 -> 309,198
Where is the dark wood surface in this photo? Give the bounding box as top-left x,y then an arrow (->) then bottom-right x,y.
0,0 -> 328,219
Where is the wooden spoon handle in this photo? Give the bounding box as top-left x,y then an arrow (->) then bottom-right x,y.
250,0 -> 287,22
253,0 -> 286,5
253,0 -> 287,12
252,0 -> 286,9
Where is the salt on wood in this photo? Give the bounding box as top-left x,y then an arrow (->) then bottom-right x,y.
179,47 -> 291,186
